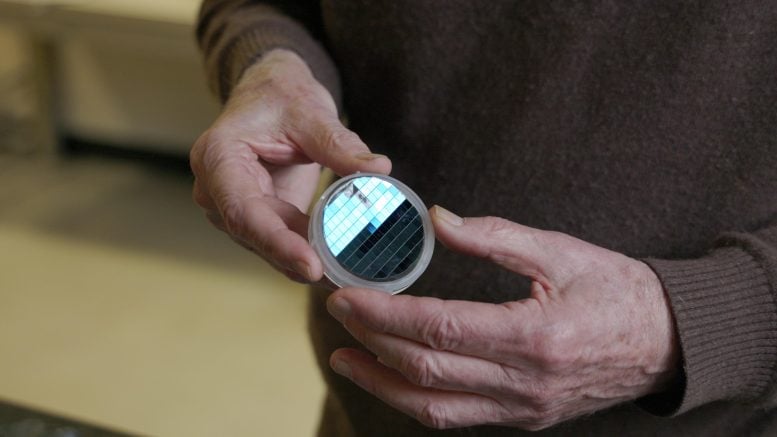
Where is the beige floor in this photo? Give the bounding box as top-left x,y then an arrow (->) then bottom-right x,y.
0,153 -> 324,436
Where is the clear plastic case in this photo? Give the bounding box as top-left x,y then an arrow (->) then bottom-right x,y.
308,173 -> 435,294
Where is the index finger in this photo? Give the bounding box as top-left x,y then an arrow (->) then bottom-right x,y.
289,114 -> 392,177
327,288 -> 537,360
208,156 -> 323,281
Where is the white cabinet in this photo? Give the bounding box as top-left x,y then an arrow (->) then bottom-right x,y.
0,0 -> 220,154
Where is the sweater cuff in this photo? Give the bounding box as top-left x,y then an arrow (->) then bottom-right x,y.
641,247 -> 777,415
202,9 -> 341,108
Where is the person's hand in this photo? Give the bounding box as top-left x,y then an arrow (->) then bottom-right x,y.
326,206 -> 679,430
190,49 -> 391,282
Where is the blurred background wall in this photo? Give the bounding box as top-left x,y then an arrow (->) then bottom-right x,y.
0,0 -> 220,153
0,1 -> 324,436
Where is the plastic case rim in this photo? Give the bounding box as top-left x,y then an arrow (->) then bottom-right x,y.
308,173 -> 435,294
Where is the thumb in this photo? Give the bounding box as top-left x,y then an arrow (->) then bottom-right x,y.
290,114 -> 392,176
430,205 -> 571,285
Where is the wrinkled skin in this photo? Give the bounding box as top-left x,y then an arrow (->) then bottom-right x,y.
190,49 -> 390,282
191,50 -> 679,432
327,206 -> 679,431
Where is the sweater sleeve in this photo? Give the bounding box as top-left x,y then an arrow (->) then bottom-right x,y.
196,0 -> 341,106
640,222 -> 777,415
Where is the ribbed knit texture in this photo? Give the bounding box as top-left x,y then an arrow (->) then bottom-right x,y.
645,248 -> 777,414
197,1 -> 340,105
197,1 -> 777,435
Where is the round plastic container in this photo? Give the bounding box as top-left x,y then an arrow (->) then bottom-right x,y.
308,173 -> 434,294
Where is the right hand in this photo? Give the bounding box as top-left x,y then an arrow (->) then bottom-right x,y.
190,49 -> 391,283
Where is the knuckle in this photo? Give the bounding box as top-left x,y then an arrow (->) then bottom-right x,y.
218,196 -> 265,256
521,394 -> 561,430
192,187 -> 206,209
478,216 -> 518,256
493,364 -> 522,393
201,139 -> 234,172
192,183 -> 210,209
530,329 -> 572,371
218,199 -> 273,260
416,400 -> 450,429
189,131 -> 209,176
191,129 -> 230,174
401,353 -> 441,388
189,148 -> 202,177
480,216 -> 514,235
526,388 -> 556,417
219,195 -> 245,234
320,125 -> 363,154
421,311 -> 462,351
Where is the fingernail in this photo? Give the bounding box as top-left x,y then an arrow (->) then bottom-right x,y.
327,297 -> 351,322
355,152 -> 387,161
293,260 -> 312,279
433,205 -> 464,226
332,359 -> 352,379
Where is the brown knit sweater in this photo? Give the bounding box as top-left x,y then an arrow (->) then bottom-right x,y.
197,1 -> 777,435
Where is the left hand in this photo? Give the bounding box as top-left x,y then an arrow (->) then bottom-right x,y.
326,206 -> 679,430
